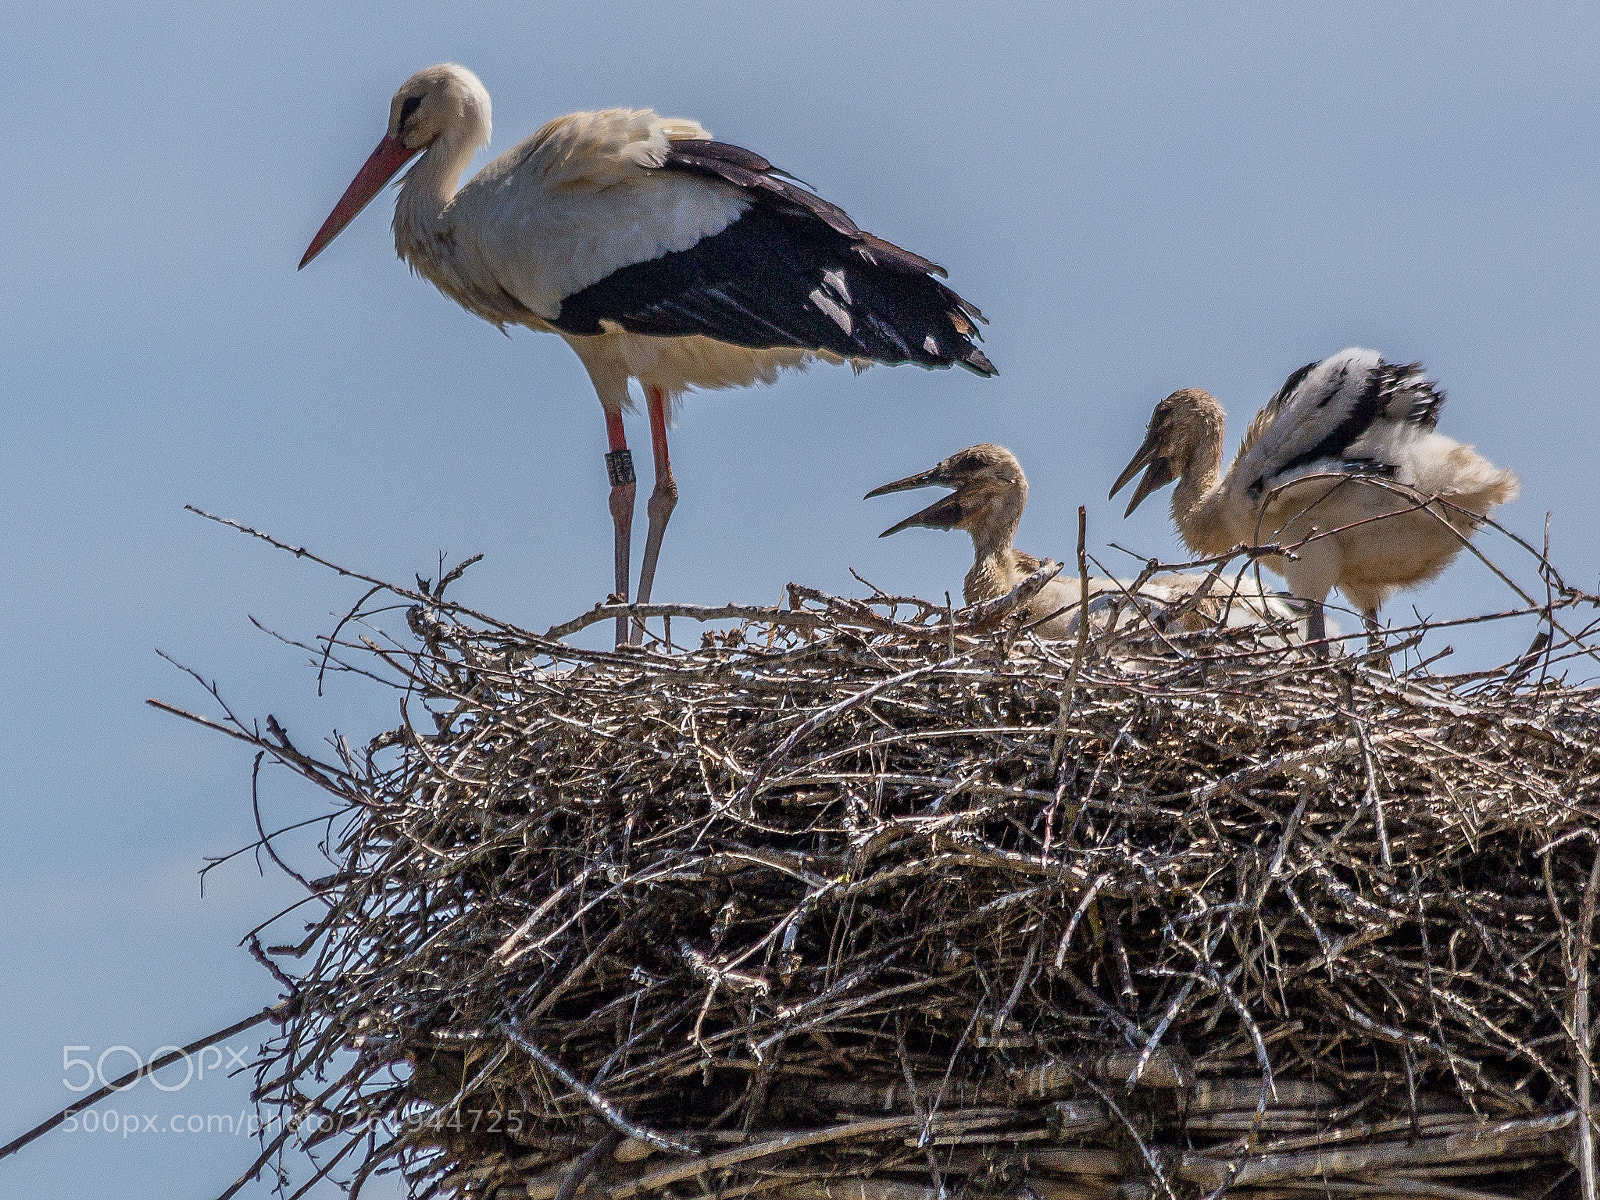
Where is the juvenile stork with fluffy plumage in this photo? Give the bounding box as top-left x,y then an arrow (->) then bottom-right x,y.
299,64 -> 995,646
867,444 -> 1303,639
1110,348 -> 1519,646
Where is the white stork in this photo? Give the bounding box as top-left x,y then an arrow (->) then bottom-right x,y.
299,64 -> 995,646
1110,349 -> 1520,646
867,443 -> 1303,638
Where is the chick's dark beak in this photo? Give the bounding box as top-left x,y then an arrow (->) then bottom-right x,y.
864,465 -> 949,501
867,462 -> 969,536
1109,431 -> 1176,518
877,493 -> 964,538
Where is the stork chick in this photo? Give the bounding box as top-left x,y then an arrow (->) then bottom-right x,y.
867,444 -> 1298,638
1111,349 -> 1519,645
300,64 -> 995,648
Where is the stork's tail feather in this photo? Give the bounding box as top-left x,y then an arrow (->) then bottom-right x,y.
1448,456 -> 1521,516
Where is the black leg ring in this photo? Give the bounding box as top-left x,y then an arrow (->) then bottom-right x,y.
605,449 -> 636,487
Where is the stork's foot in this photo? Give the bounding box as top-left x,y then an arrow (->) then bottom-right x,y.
632,474 -> 679,645
607,451 -> 637,650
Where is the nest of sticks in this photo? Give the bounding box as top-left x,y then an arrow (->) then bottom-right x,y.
162,516 -> 1600,1200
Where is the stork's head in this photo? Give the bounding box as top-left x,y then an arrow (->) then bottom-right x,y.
866,443 -> 1027,538
387,64 -> 492,152
1110,388 -> 1226,516
300,64 -> 491,269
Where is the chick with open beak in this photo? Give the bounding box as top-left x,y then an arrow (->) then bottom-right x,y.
866,444 -> 1091,636
866,444 -> 1026,541
869,443 -> 1308,642
1109,393 -> 1193,520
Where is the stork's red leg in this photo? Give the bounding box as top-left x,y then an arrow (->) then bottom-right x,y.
632,385 -> 679,644
1363,608 -> 1390,671
604,410 -> 636,649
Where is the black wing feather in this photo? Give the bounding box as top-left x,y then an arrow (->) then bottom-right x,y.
550,139 -> 995,376
1261,359 -> 1444,489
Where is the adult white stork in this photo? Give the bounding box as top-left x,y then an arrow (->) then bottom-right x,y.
868,443 -> 1303,638
299,64 -> 995,646
1110,349 -> 1519,646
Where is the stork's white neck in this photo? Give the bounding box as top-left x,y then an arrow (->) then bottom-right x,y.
393,118 -> 487,270
1171,440 -> 1232,558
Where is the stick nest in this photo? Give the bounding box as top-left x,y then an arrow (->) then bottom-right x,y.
169,536 -> 1600,1200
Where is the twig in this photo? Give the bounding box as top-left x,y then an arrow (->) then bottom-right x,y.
0,1005 -> 286,1161
503,1024 -> 697,1156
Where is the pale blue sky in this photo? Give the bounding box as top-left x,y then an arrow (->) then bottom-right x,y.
4,2 -> 1597,1195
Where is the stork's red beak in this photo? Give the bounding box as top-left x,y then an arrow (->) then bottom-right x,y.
299,135 -> 419,269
